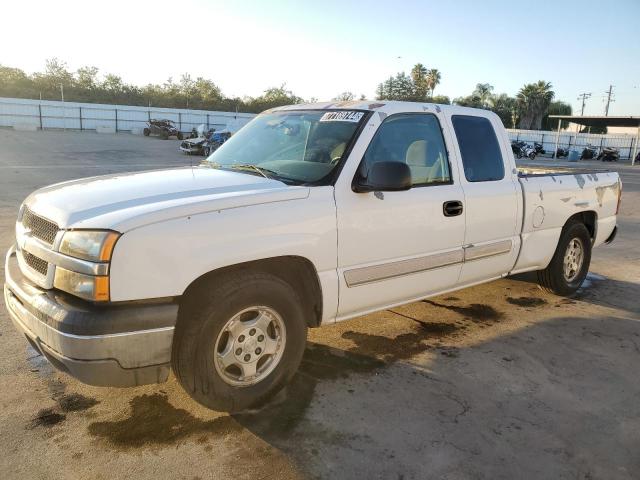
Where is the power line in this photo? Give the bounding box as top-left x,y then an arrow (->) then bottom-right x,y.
577,92 -> 591,116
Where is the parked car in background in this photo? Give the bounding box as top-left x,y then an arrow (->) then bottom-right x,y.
180,124 -> 214,155
4,101 -> 621,413
203,130 -> 232,156
143,119 -> 183,140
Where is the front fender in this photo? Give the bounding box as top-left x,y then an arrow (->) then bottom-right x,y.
109,187 -> 338,319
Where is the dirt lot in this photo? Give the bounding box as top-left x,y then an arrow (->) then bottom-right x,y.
1,128 -> 639,480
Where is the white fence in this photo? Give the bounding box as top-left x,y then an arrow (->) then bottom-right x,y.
0,97 -> 256,133
506,128 -> 638,161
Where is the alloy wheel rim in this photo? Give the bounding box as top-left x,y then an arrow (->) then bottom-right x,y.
214,306 -> 286,387
563,238 -> 584,282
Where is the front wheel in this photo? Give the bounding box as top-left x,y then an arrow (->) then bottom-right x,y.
172,271 -> 308,412
537,222 -> 591,296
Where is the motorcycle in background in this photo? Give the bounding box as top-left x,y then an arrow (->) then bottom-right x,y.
580,144 -> 598,160
597,147 -> 619,162
511,140 -> 537,160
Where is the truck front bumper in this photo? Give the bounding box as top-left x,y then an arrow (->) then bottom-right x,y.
3,246 -> 178,387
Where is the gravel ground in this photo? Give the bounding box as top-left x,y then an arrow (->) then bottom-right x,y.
0,129 -> 639,480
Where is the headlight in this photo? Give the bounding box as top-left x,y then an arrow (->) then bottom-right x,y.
59,230 -> 120,262
54,267 -> 110,301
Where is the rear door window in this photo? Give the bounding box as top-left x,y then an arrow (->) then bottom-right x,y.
451,115 -> 505,182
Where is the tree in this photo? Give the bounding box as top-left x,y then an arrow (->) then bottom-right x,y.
375,72 -> 415,101
431,95 -> 451,105
410,63 -> 429,100
474,83 -> 494,108
333,91 -> 355,101
489,93 -> 518,128
517,81 -> 554,130
542,101 -> 572,130
426,68 -> 442,97
76,66 -> 99,90
376,64 -> 442,101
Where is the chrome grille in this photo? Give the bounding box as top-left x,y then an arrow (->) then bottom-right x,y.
22,207 -> 59,245
22,250 -> 48,275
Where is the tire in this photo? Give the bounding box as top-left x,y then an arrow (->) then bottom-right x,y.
172,271 -> 308,412
161,131 -> 169,140
177,132 -> 183,140
537,221 -> 591,296
203,146 -> 210,156
143,128 -> 150,136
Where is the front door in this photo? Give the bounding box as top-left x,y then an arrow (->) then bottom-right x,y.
335,112 -> 466,319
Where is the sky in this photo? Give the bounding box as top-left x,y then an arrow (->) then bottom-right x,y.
2,0 -> 639,116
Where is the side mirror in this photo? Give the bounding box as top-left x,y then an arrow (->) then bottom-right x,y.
353,161 -> 412,193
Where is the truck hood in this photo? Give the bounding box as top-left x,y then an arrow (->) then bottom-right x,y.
24,166 -> 309,232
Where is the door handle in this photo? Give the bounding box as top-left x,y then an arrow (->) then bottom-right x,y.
443,200 -> 463,217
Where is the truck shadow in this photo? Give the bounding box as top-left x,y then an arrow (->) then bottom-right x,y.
233,315 -> 640,479
508,271 -> 640,316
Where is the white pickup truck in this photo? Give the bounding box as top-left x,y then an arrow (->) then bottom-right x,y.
4,101 -> 621,412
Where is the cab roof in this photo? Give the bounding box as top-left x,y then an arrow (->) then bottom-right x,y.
270,100 -> 497,119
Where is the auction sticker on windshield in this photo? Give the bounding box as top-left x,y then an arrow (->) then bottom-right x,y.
320,111 -> 364,122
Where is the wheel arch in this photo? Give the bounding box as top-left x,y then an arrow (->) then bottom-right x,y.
181,255 -> 323,328
565,210 -> 597,241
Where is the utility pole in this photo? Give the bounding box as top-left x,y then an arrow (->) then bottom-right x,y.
604,85 -> 615,116
577,92 -> 591,116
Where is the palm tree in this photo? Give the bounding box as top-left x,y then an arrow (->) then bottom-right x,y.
426,69 -> 441,97
473,83 -> 494,108
531,81 -> 554,130
517,81 -> 554,130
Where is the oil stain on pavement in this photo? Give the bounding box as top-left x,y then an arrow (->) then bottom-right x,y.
88,394 -> 240,449
506,297 -> 547,308
422,300 -> 503,322
29,392 -> 99,428
29,408 -> 66,428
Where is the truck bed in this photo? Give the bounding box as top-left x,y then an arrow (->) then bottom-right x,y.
511,166 -> 620,274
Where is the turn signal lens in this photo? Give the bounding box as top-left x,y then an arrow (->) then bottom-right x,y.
53,267 -> 109,302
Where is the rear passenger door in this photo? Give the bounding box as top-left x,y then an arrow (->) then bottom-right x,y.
448,114 -> 520,284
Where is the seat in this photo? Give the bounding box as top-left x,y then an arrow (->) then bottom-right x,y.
405,140 -> 448,184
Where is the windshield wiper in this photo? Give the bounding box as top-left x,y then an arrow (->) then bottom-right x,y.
202,161 -> 297,184
226,164 -> 271,179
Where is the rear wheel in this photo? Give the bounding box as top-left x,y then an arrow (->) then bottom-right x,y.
172,271 -> 308,412
143,128 -> 150,136
177,132 -> 183,140
537,222 -> 591,296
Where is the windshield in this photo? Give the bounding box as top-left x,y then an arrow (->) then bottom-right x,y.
204,109 -> 366,184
